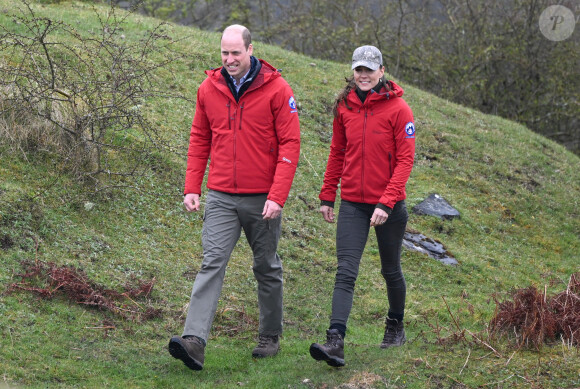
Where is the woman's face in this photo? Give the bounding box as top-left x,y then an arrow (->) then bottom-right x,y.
353,66 -> 385,92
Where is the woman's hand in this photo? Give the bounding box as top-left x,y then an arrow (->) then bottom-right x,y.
319,205 -> 335,223
370,208 -> 389,227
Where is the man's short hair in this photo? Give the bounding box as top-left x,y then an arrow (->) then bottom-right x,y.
223,25 -> 252,50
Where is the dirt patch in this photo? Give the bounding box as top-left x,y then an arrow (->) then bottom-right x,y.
0,234 -> 14,249
336,372 -> 384,389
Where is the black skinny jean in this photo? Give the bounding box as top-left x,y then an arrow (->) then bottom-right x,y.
330,200 -> 408,332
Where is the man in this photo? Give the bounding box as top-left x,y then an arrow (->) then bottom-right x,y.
168,24 -> 301,371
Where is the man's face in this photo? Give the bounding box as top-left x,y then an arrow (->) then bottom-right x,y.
221,31 -> 253,81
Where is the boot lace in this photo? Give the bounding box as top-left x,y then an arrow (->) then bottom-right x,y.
325,332 -> 341,347
382,319 -> 402,345
382,326 -> 398,344
257,335 -> 276,348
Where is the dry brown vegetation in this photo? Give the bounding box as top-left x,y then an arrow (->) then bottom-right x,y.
490,273 -> 580,349
6,259 -> 162,322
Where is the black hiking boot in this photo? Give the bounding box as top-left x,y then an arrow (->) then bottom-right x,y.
168,335 -> 205,370
309,329 -> 345,367
252,334 -> 280,358
380,317 -> 406,349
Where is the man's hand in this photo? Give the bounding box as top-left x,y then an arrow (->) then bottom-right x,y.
262,200 -> 282,220
370,207 -> 389,227
184,193 -> 201,212
319,205 -> 335,223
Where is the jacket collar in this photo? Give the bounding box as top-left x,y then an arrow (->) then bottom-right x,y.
355,81 -> 384,103
220,56 -> 261,101
206,58 -> 280,101
348,80 -> 405,107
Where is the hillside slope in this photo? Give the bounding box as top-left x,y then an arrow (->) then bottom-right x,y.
1,1 -> 579,388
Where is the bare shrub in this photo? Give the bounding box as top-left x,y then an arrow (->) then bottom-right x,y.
0,0 -> 189,190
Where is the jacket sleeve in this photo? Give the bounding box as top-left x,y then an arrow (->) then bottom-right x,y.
184,81 -> 212,195
379,100 -> 415,208
319,113 -> 346,203
267,78 -> 301,206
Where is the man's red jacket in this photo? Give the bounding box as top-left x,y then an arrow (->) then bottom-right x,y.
184,59 -> 301,207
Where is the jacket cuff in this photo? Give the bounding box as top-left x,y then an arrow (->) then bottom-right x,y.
320,200 -> 335,208
376,203 -> 392,215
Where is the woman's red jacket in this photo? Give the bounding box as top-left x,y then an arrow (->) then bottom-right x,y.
319,81 -> 415,209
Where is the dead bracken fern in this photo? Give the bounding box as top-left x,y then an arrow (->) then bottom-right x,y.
7,259 -> 162,322
549,273 -> 580,347
489,273 -> 580,349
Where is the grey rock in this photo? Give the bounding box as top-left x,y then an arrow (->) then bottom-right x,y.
403,231 -> 458,265
413,193 -> 460,220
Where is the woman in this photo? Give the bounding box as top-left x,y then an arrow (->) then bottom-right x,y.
309,45 -> 415,367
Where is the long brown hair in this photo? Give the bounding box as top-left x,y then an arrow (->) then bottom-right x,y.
332,76 -> 392,117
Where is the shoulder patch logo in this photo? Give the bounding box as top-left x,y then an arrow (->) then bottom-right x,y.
405,122 -> 415,138
289,96 -> 298,113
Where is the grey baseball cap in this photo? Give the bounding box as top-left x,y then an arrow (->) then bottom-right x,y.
351,45 -> 383,70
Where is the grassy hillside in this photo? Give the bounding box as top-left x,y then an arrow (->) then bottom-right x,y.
1,1 -> 579,388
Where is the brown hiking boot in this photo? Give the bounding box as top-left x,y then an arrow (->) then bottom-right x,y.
309,329 -> 345,367
252,334 -> 280,358
168,335 -> 205,370
380,317 -> 406,348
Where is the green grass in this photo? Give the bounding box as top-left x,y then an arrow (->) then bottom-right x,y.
1,1 -> 579,388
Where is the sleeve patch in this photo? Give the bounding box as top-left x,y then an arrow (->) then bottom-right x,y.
404,122 -> 415,138
289,96 -> 298,113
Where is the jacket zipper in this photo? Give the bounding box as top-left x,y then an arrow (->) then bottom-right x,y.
238,102 -> 244,130
233,102 -> 245,192
361,108 -> 368,202
229,101 -> 246,192
227,101 -> 238,192
388,152 -> 393,180
227,102 -> 232,130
